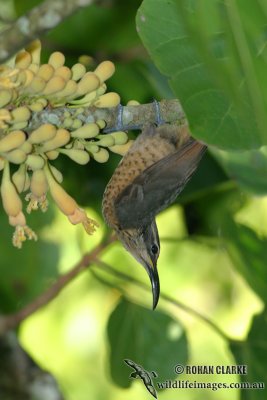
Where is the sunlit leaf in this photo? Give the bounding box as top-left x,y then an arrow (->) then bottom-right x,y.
137,0 -> 267,150
231,310 -> 267,400
223,218 -> 267,303
107,297 -> 188,388
212,146 -> 267,195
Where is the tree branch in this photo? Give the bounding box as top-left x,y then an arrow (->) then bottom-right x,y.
0,0 -> 94,63
25,99 -> 187,135
93,259 -> 232,342
0,234 -> 116,335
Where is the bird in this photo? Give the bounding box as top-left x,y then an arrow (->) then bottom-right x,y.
124,358 -> 158,398
102,118 -> 207,309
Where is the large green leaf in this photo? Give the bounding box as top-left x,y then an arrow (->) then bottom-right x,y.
231,310 -> 267,400
223,219 -> 267,304
0,208 -> 59,313
212,146 -> 267,195
107,297 -> 188,388
137,0 -> 267,150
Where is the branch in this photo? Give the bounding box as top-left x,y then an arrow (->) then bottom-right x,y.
93,259 -> 232,342
28,99 -> 186,134
0,234 -> 116,335
0,0 -> 94,63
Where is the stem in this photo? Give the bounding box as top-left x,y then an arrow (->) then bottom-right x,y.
0,0 -> 94,63
0,234 -> 116,335
93,260 -> 231,341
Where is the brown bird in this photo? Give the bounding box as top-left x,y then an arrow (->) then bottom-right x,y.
102,122 -> 206,309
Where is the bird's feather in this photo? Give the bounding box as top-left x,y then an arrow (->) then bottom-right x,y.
115,139 -> 206,229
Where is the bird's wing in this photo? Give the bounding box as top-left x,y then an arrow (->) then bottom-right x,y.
115,139 -> 206,229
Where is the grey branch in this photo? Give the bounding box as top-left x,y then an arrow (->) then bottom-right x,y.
0,0 -> 94,63
28,99 -> 187,135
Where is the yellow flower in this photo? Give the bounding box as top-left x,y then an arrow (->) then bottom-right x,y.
0,161 -> 37,248
44,163 -> 98,234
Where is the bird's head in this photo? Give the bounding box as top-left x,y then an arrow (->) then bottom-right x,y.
116,219 -> 160,309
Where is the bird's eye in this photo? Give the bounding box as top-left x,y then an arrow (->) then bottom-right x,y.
151,244 -> 159,255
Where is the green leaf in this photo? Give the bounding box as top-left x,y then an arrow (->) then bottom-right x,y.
107,297 -> 188,388
223,218 -> 267,304
137,0 -> 267,150
0,209 -> 59,313
212,146 -> 267,195
231,310 -> 267,400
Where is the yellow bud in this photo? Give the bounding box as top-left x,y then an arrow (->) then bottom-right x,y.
26,76 -> 46,94
15,51 -> 32,69
71,63 -> 86,81
19,141 -> 33,154
63,117 -> 73,128
45,165 -> 77,216
85,143 -> 99,153
96,119 -> 106,129
38,98 -> 48,107
69,90 -> 97,105
28,63 -> 39,74
94,61 -> 115,83
109,140 -> 134,155
1,162 -> 22,216
96,83 -> 107,96
71,119 -> 82,130
127,100 -> 140,106
9,121 -> 28,131
59,149 -> 90,165
46,150 -> 59,160
111,130 -> 128,145
12,163 -> 27,193
92,148 -> 109,163
94,92 -> 120,108
71,123 -> 99,139
50,165 -> 63,183
29,124 -> 57,144
0,130 -> 26,153
29,101 -> 46,112
43,76 -> 66,95
0,109 -> 11,122
19,69 -> 34,87
26,154 -> 45,170
97,134 -> 115,147
48,51 -> 65,69
36,64 -> 54,81
26,40 -> 41,65
54,66 -> 71,81
41,129 -> 70,152
4,149 -> 27,164
78,55 -> 94,67
76,72 -> 100,96
55,80 -> 77,98
0,89 -> 12,107
30,169 -> 48,197
11,106 -> 31,123
72,140 -> 84,150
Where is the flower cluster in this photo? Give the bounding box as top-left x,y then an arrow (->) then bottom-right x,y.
0,40 -> 133,248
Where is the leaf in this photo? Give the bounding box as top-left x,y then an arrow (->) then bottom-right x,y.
231,310 -> 267,400
137,0 -> 267,150
222,218 -> 267,304
107,297 -> 188,388
0,209 -> 59,313
212,146 -> 267,195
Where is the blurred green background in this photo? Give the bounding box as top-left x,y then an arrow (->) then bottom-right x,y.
0,0 -> 267,399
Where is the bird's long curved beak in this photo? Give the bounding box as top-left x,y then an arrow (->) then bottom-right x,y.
146,262 -> 160,310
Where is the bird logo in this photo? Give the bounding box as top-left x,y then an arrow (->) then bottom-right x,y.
124,358 -> 158,398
